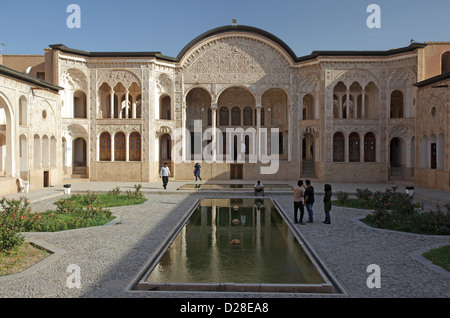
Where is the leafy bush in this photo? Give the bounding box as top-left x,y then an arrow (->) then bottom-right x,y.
363,187 -> 450,235
356,188 -> 373,201
109,186 -> 121,196
0,197 -> 31,252
126,184 -> 143,201
335,191 -> 349,204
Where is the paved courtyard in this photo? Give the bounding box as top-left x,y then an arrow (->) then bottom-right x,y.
0,180 -> 449,298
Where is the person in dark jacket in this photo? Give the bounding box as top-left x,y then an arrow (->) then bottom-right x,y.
194,163 -> 202,182
323,184 -> 332,224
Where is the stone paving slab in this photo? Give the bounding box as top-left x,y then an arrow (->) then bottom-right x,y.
0,181 -> 449,298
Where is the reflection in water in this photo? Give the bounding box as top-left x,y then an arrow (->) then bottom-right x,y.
146,199 -> 325,285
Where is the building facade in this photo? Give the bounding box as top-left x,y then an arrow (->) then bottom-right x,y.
1,25 -> 449,194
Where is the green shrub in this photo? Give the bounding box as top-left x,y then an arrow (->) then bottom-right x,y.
126,184 -> 143,201
363,187 -> 450,235
356,188 -> 373,201
335,191 -> 349,204
0,197 -> 31,252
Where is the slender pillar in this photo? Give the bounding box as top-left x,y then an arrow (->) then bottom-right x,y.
345,89 -> 350,119
111,134 -> 115,162
256,104 -> 261,159
126,133 -> 129,162
181,102 -> 187,162
361,89 -> 366,119
110,90 -> 114,119
211,104 -> 217,162
125,89 -> 129,119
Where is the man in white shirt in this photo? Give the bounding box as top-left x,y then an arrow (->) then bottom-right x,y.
254,181 -> 264,196
160,162 -> 171,190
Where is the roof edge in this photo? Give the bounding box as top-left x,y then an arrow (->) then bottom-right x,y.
0,64 -> 63,92
49,44 -> 177,62
175,25 -> 298,62
414,71 -> 450,87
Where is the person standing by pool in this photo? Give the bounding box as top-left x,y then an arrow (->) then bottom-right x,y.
323,184 -> 332,224
254,181 -> 264,196
194,163 -> 202,182
160,162 -> 171,190
303,179 -> 315,223
293,180 -> 305,224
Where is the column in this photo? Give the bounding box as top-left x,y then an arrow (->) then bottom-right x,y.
361,89 -> 366,119
181,102 -> 187,162
338,94 -> 343,119
126,133 -> 129,162
345,89 -> 350,119
211,104 -> 217,162
125,89 -> 130,119
111,134 -> 115,162
132,93 -> 137,118
110,89 -> 114,119
344,134 -> 349,163
256,103 -> 261,160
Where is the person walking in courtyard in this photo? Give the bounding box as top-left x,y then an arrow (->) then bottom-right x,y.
323,184 -> 332,224
303,179 -> 315,223
160,162 -> 171,190
194,163 -> 202,182
293,180 -> 305,224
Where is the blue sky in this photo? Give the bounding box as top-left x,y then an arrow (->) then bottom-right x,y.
0,0 -> 449,57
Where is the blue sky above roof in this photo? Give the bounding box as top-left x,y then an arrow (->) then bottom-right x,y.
0,0 -> 448,57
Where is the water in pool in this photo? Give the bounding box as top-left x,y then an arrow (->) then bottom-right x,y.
141,198 -> 330,292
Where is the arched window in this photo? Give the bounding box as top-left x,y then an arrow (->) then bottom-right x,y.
160,95 -> 171,120
231,107 -> 241,126
100,132 -> 111,161
19,96 -> 27,126
260,108 -> 265,126
349,132 -> 360,162
390,90 -> 404,118
114,132 -> 126,161
333,132 -> 345,162
33,134 -> 40,168
129,132 -> 141,161
219,107 -> 229,126
303,94 -> 314,120
364,133 -> 376,162
333,95 -> 340,119
442,51 -> 450,73
74,90 -> 87,119
243,106 -> 253,126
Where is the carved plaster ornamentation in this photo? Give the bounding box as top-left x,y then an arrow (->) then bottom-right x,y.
182,37 -> 291,84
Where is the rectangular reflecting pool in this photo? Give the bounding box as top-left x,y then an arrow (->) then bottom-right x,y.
137,198 -> 333,293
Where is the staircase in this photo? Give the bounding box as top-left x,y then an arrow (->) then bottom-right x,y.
72,165 -> 88,179
389,167 -> 403,180
301,160 -> 316,178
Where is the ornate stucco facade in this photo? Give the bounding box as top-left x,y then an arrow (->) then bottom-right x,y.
1,25 -> 449,194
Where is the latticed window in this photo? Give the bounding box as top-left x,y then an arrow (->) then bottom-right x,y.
129,132 -> 141,161
114,132 -> 126,161
364,133 -> 376,162
333,132 -> 345,162
219,107 -> 229,126
100,132 -> 111,161
231,107 -> 241,126
349,132 -> 360,162
243,106 -> 252,126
